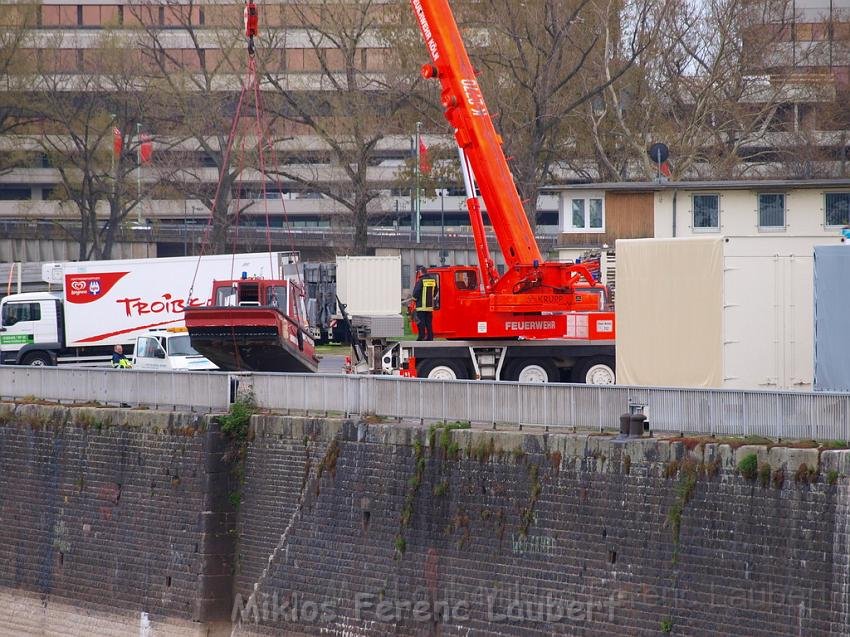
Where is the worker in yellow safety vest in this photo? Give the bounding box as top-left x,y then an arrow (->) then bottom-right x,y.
111,344 -> 133,369
411,265 -> 437,341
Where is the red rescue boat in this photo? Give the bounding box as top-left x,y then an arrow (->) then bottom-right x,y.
184,276 -> 318,373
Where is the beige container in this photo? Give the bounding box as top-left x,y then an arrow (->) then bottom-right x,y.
615,236 -> 842,390
335,255 -> 401,316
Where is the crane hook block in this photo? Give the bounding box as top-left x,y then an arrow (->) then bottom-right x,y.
421,64 -> 438,79
244,1 -> 259,38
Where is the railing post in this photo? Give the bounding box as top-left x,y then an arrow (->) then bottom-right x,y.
442,380 -> 446,423
491,381 -> 496,428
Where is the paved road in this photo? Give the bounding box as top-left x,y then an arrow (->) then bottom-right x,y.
317,354 -> 347,374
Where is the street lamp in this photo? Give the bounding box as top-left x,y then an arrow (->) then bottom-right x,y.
186,205 -> 201,255
411,121 -> 422,243
440,190 -> 446,265
132,123 -> 150,231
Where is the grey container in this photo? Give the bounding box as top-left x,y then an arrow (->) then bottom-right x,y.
813,244 -> 850,391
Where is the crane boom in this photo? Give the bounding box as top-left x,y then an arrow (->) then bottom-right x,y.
406,0 -> 615,349
411,0 -> 542,269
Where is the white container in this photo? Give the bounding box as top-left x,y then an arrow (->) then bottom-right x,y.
335,255 -> 401,317
616,236 -> 842,390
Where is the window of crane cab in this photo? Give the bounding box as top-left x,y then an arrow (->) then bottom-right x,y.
454,270 -> 477,291
564,194 -> 604,233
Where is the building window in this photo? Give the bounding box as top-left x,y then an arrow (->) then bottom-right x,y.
758,193 -> 785,229
693,194 -> 719,230
567,197 -> 604,232
0,187 -> 31,200
825,192 -> 850,227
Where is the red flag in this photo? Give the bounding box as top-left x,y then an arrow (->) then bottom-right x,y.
660,160 -> 672,177
112,127 -> 122,157
418,138 -> 431,174
140,134 -> 153,163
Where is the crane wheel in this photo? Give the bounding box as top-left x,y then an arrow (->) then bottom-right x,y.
571,357 -> 616,385
507,358 -> 558,383
417,359 -> 467,380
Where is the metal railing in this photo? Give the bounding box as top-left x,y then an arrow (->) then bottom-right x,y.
3,366 -> 850,440
248,373 -> 850,440
0,367 -> 231,412
0,219 -> 559,252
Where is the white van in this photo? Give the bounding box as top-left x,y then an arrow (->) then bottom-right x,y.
132,329 -> 218,371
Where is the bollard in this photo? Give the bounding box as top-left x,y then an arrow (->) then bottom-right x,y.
629,413 -> 647,438
620,413 -> 631,437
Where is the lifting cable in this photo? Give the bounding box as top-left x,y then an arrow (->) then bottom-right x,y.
187,0 -> 311,333
188,0 -> 297,300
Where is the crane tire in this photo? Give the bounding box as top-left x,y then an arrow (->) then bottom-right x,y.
417,359 -> 467,380
571,357 -> 615,385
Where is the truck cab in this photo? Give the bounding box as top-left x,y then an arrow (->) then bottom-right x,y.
132,329 -> 218,371
0,292 -> 63,366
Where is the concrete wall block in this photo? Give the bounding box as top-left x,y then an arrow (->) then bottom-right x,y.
778,447 -> 822,474
198,511 -> 237,535
197,553 -> 236,578
196,574 -> 234,601
734,444 -> 771,471
199,530 -> 237,556
820,449 -> 850,475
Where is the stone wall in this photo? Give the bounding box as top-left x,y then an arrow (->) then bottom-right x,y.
2,402 -> 850,636
0,403 -> 237,636
232,418 -> 850,637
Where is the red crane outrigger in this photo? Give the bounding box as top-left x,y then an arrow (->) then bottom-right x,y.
408,0 -> 615,343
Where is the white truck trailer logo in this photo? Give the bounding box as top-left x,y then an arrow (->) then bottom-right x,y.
61,257 -> 278,346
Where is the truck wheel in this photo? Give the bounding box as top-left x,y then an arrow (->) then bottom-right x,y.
571,357 -> 615,385
508,359 -> 558,383
22,351 -> 53,367
418,360 -> 467,380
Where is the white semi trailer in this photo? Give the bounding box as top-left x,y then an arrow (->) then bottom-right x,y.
0,252 -> 294,366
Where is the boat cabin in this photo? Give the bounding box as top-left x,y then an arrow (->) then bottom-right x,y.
210,277 -> 308,321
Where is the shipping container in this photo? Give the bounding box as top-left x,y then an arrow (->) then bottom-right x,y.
335,255 -> 402,316
616,236 -> 842,390
813,245 -> 850,392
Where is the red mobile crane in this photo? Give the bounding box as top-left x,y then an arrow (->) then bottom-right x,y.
384,0 -> 616,383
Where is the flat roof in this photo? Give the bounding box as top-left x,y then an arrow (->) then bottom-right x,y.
543,178 -> 850,192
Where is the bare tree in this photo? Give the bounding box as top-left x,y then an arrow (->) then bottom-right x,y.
0,3 -> 39,174
584,0 -> 815,180
134,0 -> 260,253
456,0 -> 666,227
259,0 -> 421,254
29,30 -> 147,259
